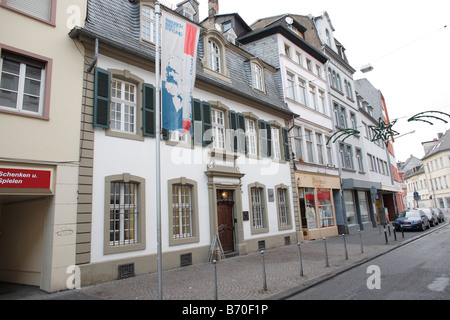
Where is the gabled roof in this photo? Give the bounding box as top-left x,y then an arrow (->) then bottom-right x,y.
70,0 -> 293,117
238,14 -> 328,64
422,130 -> 450,160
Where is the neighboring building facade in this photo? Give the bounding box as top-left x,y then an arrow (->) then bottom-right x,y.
355,78 -> 404,224
422,131 -> 450,213
70,0 -> 297,286
402,159 -> 432,209
312,12 -> 370,233
238,14 -> 340,240
0,1 -> 87,292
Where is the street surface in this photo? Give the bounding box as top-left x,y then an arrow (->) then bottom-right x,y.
289,224 -> 450,300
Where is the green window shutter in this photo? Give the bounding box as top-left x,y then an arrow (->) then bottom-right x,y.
202,101 -> 212,147
93,68 -> 111,129
229,110 -> 238,152
266,122 -> 272,158
142,83 -> 156,137
282,127 -> 291,161
193,99 -> 203,146
237,113 -> 247,154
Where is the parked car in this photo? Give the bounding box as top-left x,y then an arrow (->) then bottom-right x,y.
421,208 -> 438,227
432,208 -> 445,223
395,209 -> 430,231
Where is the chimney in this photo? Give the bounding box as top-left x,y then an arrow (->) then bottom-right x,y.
208,0 -> 219,18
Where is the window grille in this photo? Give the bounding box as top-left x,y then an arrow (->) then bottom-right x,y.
278,189 -> 289,227
110,182 -> 139,246
172,185 -> 193,239
251,188 -> 264,229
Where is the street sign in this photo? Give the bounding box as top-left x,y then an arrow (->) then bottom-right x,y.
370,186 -> 378,200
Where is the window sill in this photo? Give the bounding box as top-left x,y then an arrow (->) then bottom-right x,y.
0,108 -> 49,121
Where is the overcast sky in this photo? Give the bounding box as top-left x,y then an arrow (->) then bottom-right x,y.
195,0 -> 450,162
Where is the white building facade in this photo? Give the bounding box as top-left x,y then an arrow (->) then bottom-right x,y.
71,0 -> 297,286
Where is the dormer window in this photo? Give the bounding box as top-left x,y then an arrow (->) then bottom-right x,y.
201,31 -> 231,83
208,39 -> 221,73
141,6 -> 156,43
251,62 -> 264,92
325,29 -> 332,47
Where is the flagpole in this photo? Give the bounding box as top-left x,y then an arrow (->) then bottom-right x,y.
155,1 -> 163,301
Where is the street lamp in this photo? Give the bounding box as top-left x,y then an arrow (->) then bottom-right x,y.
360,64 -> 374,73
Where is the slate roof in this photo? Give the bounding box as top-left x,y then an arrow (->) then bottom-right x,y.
238,14 -> 328,64
70,0 -> 293,117
354,78 -> 384,122
422,130 -> 450,160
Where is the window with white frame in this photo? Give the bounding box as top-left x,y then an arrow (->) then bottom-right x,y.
246,118 -> 257,156
295,52 -> 302,66
211,108 -> 225,149
293,126 -> 303,160
141,6 -> 156,43
286,73 -> 296,100
110,182 -> 139,246
318,90 -> 326,114
172,184 -> 193,239
298,78 -> 307,105
284,44 -> 291,58
356,148 -> 364,171
316,133 -> 324,165
251,63 -> 264,91
305,129 -> 314,163
316,65 -> 322,78
169,130 -> 189,144
0,52 -> 46,116
325,135 -> 333,166
350,112 -> 357,130
308,84 -> 317,110
208,39 -> 221,73
345,145 -> 354,169
110,79 -> 137,134
306,59 -> 313,71
272,127 -> 281,160
340,143 -> 353,169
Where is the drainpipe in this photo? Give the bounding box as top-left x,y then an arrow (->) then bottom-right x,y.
87,38 -> 99,73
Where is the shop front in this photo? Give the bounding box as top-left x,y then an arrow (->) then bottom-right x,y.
296,172 -> 340,240
0,163 -> 78,292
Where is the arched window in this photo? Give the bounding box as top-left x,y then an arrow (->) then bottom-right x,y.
251,62 -> 264,91
208,39 -> 221,73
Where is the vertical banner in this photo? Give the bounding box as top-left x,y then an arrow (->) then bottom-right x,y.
161,11 -> 200,134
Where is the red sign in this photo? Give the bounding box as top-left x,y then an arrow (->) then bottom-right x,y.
0,168 -> 51,189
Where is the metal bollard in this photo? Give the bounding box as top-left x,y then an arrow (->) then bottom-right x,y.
213,260 -> 218,300
323,238 -> 329,267
387,223 -> 391,236
393,226 -> 397,241
401,227 -> 404,238
359,230 -> 364,253
261,251 -> 267,292
342,234 -> 348,260
297,243 -> 304,277
384,226 -> 388,244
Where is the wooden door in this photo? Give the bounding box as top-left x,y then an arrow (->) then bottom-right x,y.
217,201 -> 235,253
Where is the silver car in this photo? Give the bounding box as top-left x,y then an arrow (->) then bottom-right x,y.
432,208 -> 445,223
421,208 -> 438,227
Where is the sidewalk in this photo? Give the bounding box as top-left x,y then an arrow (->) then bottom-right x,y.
7,219 -> 450,300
